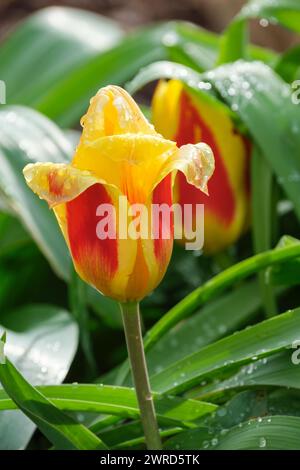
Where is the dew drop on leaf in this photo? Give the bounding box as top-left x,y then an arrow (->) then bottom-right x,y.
259,18 -> 269,28
259,437 -> 267,448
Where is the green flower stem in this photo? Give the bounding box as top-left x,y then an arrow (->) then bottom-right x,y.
120,301 -> 162,450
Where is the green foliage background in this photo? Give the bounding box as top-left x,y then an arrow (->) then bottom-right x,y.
1,0 -> 300,450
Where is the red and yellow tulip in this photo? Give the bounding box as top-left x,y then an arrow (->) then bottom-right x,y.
152,79 -> 251,254
23,86 -> 214,302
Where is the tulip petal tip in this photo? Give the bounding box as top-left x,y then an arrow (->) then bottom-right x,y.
178,142 -> 215,194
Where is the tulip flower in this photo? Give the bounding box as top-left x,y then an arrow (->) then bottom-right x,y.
23,85 -> 214,450
152,79 -> 250,254
23,85 -> 214,302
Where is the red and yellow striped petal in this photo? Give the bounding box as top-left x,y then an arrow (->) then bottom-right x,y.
139,174 -> 174,297
23,162 -> 100,207
23,162 -> 138,300
152,79 -> 250,254
66,183 -> 139,301
72,134 -> 177,204
23,162 -> 174,301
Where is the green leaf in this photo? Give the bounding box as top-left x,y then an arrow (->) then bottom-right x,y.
251,147 -> 275,257
271,260 -> 300,286
95,418 -> 186,452
0,384 -> 216,426
0,6 -> 275,126
90,417 -> 185,450
268,389 -> 300,416
267,236 -> 300,286
219,0 -> 300,65
251,146 -> 278,317
203,61 -> 300,222
165,389 -> 300,449
209,390 -> 271,428
0,212 -> 30,257
99,421 -> 181,450
127,60 -> 219,103
143,239 -> 300,354
0,105 -> 72,279
146,280 -> 262,377
34,23 -> 195,127
239,0 -> 300,34
165,415 -> 300,450
0,304 -> 78,450
166,22 -> 219,71
275,45 -> 300,82
0,337 -> 4,365
198,351 -> 300,400
0,7 -> 123,108
218,20 -> 248,64
89,415 -> 121,435
173,389 -> 291,447
69,271 -> 97,376
214,415 -> 300,450
87,286 -> 122,329
0,241 -> 57,315
164,426 -> 210,450
11,19 -> 223,127
0,8 -> 218,125
0,359 -> 107,450
150,308 -> 300,394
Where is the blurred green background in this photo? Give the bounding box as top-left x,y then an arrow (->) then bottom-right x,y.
1,0 -> 300,451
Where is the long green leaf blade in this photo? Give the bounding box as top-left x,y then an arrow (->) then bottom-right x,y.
151,308 -> 300,394
239,0 -> 300,34
0,304 -> 78,450
198,351 -> 300,400
0,7 -> 123,106
0,358 -> 107,449
0,106 -> 71,280
0,384 -> 216,425
143,241 -> 300,353
165,415 -> 300,450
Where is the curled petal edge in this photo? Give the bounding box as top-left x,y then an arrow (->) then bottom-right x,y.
23,162 -> 119,208
158,142 -> 215,196
23,141 -> 214,209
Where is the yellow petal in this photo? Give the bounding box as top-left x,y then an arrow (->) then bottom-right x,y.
152,79 -> 183,140
157,142 -> 215,196
73,135 -> 214,204
79,85 -> 156,145
176,143 -> 215,194
72,134 -> 177,204
72,85 -> 214,205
